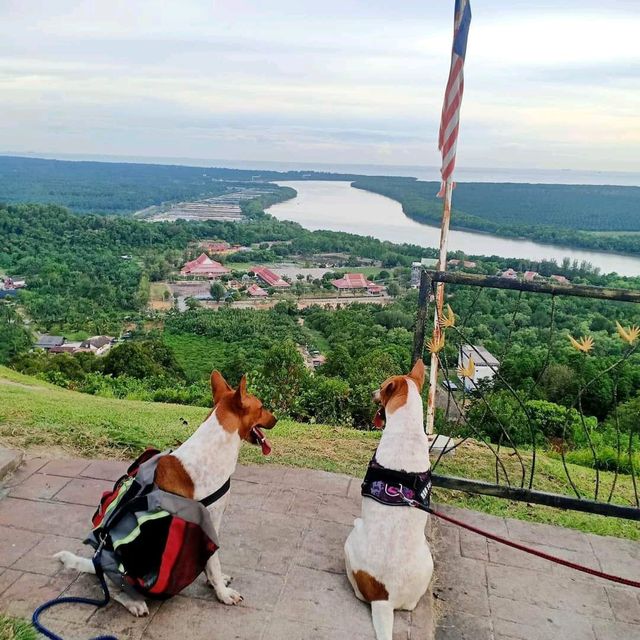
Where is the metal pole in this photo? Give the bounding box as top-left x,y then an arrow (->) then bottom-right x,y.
426,179 -> 453,434
412,270 -> 432,365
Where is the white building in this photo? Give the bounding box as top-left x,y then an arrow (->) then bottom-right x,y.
410,258 -> 438,288
458,345 -> 500,391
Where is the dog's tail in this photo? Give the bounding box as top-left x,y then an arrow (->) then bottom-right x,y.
54,551 -> 96,574
371,601 -> 394,640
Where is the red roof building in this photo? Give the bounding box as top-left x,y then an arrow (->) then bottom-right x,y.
524,270 -> 539,281
247,284 -> 268,297
180,253 -> 230,278
253,267 -> 290,288
366,283 -> 385,295
199,241 -> 231,253
500,268 -> 518,279
332,273 -> 381,291
551,274 -> 570,284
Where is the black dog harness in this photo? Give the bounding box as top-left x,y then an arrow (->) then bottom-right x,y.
361,456 -> 432,509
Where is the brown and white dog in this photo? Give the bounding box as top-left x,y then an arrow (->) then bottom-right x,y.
344,359 -> 433,640
55,371 -> 276,616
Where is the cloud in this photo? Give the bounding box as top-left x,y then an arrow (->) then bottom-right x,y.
0,0 -> 638,171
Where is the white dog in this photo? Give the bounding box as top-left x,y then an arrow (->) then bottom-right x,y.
55,371 -> 276,616
344,359 -> 433,640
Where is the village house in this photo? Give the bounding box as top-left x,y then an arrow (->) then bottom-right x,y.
311,354 -> 326,369
35,335 -> 65,351
247,284 -> 268,297
551,274 -> 570,284
524,270 -> 539,282
448,259 -> 477,269
252,267 -> 290,288
366,284 -> 385,296
80,336 -> 115,356
458,344 -> 500,391
39,335 -> 115,356
180,253 -> 230,279
500,268 -> 518,279
199,241 -> 231,253
0,277 -> 25,298
2,277 -> 26,289
50,342 -> 84,354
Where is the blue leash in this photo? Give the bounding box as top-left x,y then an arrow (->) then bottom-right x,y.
32,550 -> 118,640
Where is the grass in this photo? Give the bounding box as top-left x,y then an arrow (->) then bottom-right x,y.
149,282 -> 172,311
434,440 -> 640,540
0,366 -> 376,471
0,615 -> 36,640
149,282 -> 171,300
1,366 -> 638,540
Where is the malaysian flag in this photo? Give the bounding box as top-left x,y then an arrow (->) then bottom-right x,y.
437,0 -> 472,197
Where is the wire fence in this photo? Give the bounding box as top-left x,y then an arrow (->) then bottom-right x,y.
413,270 -> 640,520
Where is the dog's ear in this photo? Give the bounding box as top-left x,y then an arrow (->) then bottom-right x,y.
234,375 -> 248,409
409,359 -> 425,390
211,371 -> 233,404
380,379 -> 396,405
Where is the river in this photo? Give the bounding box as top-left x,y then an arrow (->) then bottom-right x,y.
267,181 -> 640,277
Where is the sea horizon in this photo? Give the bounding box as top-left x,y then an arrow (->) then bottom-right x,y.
2,151 -> 639,188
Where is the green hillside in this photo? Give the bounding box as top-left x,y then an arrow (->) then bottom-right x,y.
1,366 -> 638,539
0,366 -> 378,472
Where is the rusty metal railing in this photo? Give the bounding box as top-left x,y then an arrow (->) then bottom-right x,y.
413,269 -> 640,520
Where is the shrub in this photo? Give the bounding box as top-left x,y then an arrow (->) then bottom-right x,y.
301,376 -> 352,426
464,393 -> 595,447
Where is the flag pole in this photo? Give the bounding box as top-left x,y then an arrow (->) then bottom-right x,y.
426,179 -> 453,434
425,0 -> 470,434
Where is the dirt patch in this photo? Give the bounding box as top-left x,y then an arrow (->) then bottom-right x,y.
0,378 -> 40,390
150,300 -> 172,311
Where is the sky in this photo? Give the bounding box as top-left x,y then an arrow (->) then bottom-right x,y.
1,0 -> 639,173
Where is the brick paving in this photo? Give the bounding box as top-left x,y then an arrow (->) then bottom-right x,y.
1,452 -> 638,639
0,454 -> 431,639
432,505 -> 640,640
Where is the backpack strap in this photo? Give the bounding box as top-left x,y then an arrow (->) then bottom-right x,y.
201,478 -> 231,507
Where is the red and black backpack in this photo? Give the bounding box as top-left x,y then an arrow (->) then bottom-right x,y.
87,448 -> 229,599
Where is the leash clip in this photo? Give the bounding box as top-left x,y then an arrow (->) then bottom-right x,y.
396,487 -> 418,508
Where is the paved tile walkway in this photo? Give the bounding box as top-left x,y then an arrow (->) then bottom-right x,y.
1,454 -> 639,639
0,455 -> 432,639
432,505 -> 640,640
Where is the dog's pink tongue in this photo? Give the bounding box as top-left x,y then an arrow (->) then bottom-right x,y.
253,426 -> 272,456
373,407 -> 385,430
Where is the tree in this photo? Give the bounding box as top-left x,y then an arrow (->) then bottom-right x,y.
102,340 -> 183,380
387,282 -> 400,298
321,345 -> 354,379
210,282 -> 226,302
0,303 -> 32,363
251,340 -> 309,416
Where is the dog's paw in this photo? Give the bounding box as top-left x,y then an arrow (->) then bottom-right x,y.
207,574 -> 233,588
53,551 -> 76,570
216,587 -> 243,606
125,600 -> 149,617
